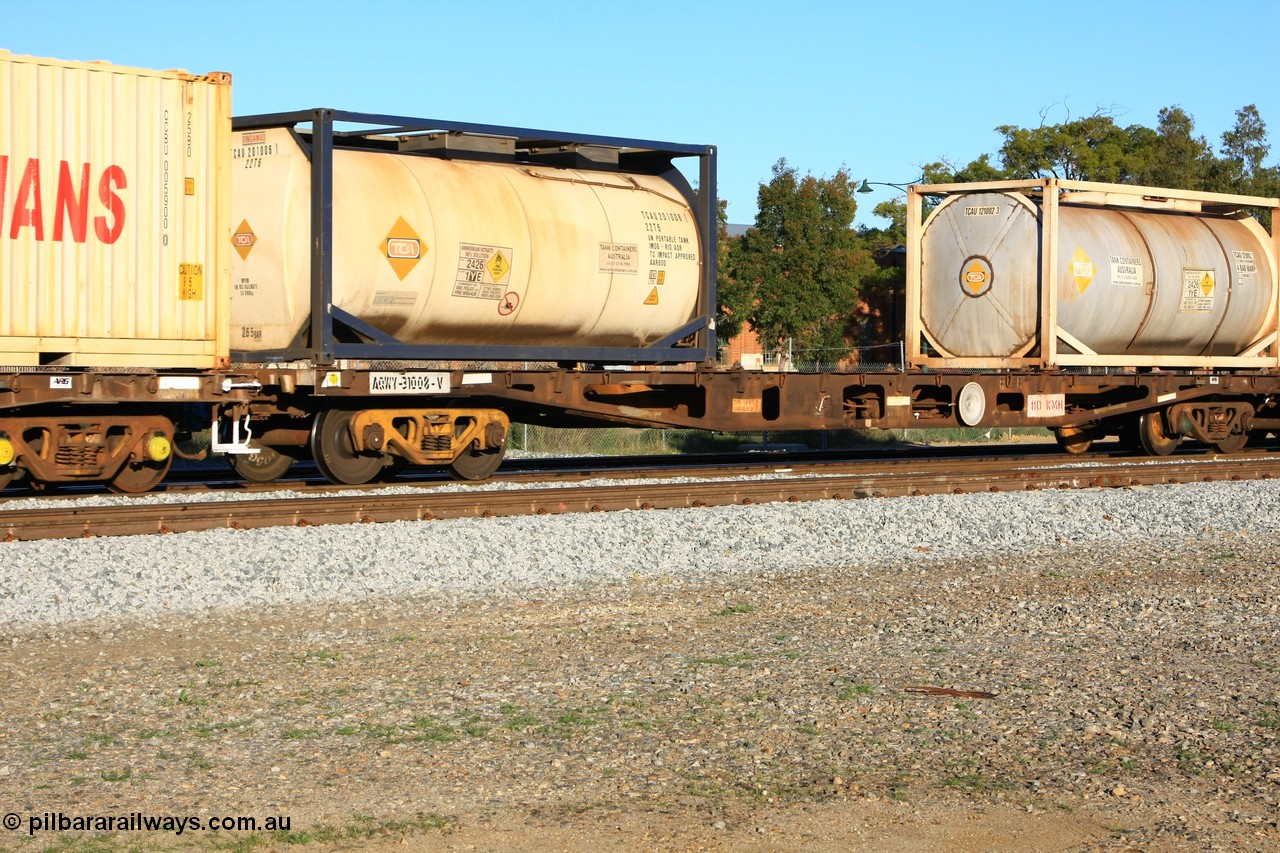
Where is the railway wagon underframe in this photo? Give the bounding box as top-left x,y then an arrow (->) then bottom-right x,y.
210,365 -> 1280,485
0,371 -> 262,491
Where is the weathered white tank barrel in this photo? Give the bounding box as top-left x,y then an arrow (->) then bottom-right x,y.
919,189 -> 1277,360
230,128 -> 702,351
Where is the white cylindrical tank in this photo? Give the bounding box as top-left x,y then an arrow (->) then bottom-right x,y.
919,190 -> 1277,359
230,128 -> 703,352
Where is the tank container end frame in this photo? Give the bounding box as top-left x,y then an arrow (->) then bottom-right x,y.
229,108 -> 718,367
906,178 -> 1280,371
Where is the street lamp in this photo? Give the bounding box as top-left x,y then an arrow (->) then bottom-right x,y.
857,177 -> 924,194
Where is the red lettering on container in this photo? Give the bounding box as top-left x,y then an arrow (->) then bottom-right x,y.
54,161 -> 91,243
94,165 -> 127,244
10,158 -> 43,240
0,158 -> 128,244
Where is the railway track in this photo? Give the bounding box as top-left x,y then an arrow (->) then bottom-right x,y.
1,448 -> 1276,542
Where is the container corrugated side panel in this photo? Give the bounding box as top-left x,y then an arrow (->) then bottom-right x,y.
0,52 -> 230,367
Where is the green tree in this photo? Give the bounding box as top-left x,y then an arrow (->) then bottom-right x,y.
931,104 -> 1276,225
714,197 -> 752,343
1213,104 -> 1280,227
990,110 -> 1156,183
1134,106 -> 1213,189
1218,104 -> 1270,189
732,160 -> 873,362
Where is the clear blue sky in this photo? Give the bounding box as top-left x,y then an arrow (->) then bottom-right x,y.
8,0 -> 1278,227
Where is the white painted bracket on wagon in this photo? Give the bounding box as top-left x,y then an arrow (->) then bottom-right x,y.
210,414 -> 261,455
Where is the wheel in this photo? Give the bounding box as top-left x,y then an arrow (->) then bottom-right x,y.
108,457 -> 173,494
1213,431 -> 1248,454
1137,410 -> 1181,457
448,442 -> 505,481
1053,425 -> 1095,455
229,441 -> 296,483
107,425 -> 175,494
310,410 -> 385,485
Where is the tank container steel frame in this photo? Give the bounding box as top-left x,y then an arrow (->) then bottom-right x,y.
906,178 -> 1280,371
229,108 -> 718,367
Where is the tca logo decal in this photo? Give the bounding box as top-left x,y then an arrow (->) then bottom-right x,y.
385,237 -> 421,259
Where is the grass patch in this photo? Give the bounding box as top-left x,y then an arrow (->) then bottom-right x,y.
297,649 -> 344,664
715,602 -> 758,616
221,811 -> 454,849
410,717 -> 459,743
690,653 -> 756,668
1176,747 -> 1210,775
836,684 -> 875,700
501,706 -> 541,731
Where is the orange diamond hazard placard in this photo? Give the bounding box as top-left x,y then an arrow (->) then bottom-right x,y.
1072,246 -> 1096,293
232,220 -> 256,261
959,256 -> 992,296
382,217 -> 426,281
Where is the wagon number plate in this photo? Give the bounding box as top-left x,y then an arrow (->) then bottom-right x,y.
368,372 -> 451,394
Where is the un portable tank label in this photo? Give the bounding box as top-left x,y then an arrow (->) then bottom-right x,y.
643,209 -> 694,268
1233,250 -> 1257,285
1110,255 -> 1143,287
1179,269 -> 1215,313
1027,394 -> 1065,418
368,372 -> 451,394
598,242 -> 639,274
453,243 -> 513,299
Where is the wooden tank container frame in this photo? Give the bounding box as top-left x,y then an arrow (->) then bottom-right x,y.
0,52 -> 232,368
906,179 -> 1280,370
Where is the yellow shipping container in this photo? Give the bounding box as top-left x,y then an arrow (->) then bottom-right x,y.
0,51 -> 231,367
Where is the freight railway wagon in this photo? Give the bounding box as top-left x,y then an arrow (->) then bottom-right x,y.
1,52 -> 1279,493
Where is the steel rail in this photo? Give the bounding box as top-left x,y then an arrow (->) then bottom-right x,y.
0,443 -> 1071,501
1,453 -> 1275,542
